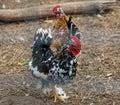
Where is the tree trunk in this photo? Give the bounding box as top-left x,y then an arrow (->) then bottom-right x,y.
0,0 -> 116,22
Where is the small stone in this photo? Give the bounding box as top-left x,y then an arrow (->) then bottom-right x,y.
22,81 -> 26,85
17,36 -> 25,42
25,93 -> 29,96
86,75 -> 91,79
2,4 -> 6,9
97,14 -> 103,18
15,0 -> 21,3
26,84 -> 30,87
106,73 -> 113,77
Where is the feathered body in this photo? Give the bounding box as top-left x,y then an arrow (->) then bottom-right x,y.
29,5 -> 82,102
51,15 -> 81,52
29,27 -> 79,84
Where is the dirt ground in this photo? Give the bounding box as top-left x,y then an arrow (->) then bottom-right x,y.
0,0 -> 120,105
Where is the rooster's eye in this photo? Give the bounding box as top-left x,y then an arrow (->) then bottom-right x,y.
56,8 -> 63,14
56,8 -> 60,13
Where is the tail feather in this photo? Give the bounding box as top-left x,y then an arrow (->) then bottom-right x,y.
33,28 -> 52,48
67,17 -> 81,39
29,28 -> 53,77
32,28 -> 53,57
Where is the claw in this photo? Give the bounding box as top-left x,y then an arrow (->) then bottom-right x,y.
53,85 -> 69,103
53,93 -> 57,102
53,90 -> 65,103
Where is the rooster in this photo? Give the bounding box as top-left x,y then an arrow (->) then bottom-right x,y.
51,5 -> 81,52
29,5 -> 82,102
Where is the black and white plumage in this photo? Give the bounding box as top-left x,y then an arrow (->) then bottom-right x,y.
29,28 -> 78,85
67,17 -> 81,39
28,5 -> 82,102
49,50 -> 77,83
29,28 -> 52,78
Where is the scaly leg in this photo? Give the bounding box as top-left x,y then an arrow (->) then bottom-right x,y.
54,93 -> 57,102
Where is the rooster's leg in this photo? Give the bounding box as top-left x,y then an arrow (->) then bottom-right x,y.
53,93 -> 57,102
39,79 -> 52,96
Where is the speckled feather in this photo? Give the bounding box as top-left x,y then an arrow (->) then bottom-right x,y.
29,28 -> 78,84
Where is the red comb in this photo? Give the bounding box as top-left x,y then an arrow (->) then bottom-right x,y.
52,5 -> 60,13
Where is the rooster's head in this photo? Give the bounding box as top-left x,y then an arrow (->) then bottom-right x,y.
52,5 -> 65,19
